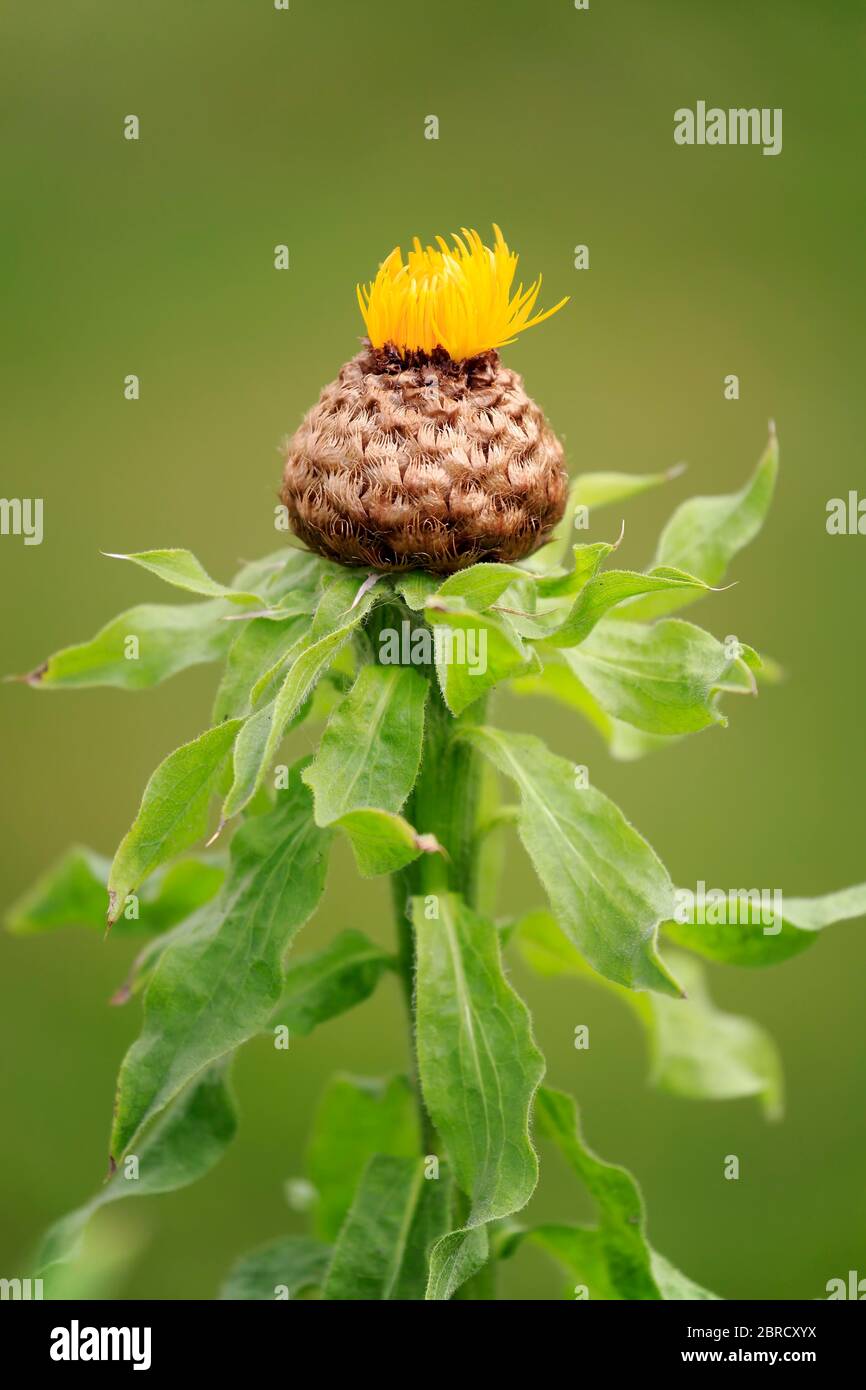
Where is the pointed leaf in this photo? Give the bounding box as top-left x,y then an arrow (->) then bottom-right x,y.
425,603 -> 538,715
530,464 -> 685,572
462,727 -> 682,995
536,1088 -> 719,1299
220,1236 -> 331,1300
6,847 -> 224,937
561,617 -> 741,736
436,562 -> 528,610
107,720 -> 242,923
665,881 -> 866,966
34,1065 -> 237,1279
110,765 -> 331,1158
271,930 -> 392,1036
536,1086 -> 660,1298
322,1155 -> 451,1300
222,580 -> 380,820
213,613 -> 310,722
535,540 -> 618,598
629,433 -> 779,619
104,548 -> 263,604
303,664 -> 428,874
307,1074 -> 420,1241
544,567 -> 709,649
23,600 -> 234,690
517,910 -> 782,1116
414,893 -> 545,1299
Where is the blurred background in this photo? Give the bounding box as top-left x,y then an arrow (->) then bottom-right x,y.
2,0 -> 864,1299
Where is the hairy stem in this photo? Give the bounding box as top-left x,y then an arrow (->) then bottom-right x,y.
389,677 -> 490,1152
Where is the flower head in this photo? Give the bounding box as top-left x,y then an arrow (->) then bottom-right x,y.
357,224 -> 568,362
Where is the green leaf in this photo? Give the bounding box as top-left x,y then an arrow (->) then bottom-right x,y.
436,562 -> 528,610
414,893 -> 545,1299
536,1086 -> 660,1298
307,1074 -> 420,1241
220,1236 -> 331,1300
329,809 -> 432,876
394,571 -> 440,611
462,727 -> 682,996
534,1087 -> 719,1299
561,617 -> 742,736
303,663 -> 429,875
110,764 -> 331,1158
425,603 -> 539,715
271,930 -> 393,1036
629,431 -> 779,619
516,911 -> 782,1117
543,566 -> 709,649
665,881 -> 866,967
322,1155 -> 451,1300
512,661 -> 684,761
535,540 -> 618,598
213,613 -> 311,722
34,1064 -> 237,1280
22,600 -> 234,690
647,952 -> 783,1118
107,720 -> 242,924
649,1249 -> 720,1300
104,548 -> 263,604
529,464 -> 686,572
6,846 -> 224,937
222,579 -> 380,820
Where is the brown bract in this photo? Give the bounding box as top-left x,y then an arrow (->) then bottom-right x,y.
280,345 -> 568,574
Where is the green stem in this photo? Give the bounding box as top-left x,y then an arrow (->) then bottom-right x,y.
388,676 -> 489,1153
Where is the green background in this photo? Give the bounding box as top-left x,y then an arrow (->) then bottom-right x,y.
2,0 -> 864,1300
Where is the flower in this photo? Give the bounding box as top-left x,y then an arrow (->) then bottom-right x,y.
357,225 -> 569,361
281,228 -> 569,573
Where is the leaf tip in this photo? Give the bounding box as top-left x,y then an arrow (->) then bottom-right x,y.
205,818 -> 227,848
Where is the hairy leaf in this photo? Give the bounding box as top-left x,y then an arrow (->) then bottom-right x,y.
530,464 -> 685,572
104,548 -> 263,604
213,614 -> 310,722
543,566 -> 709,649
517,910 -> 782,1116
303,664 -> 428,874
307,1074 -> 420,1242
322,1155 -> 451,1300
562,617 -> 742,736
535,1087 -> 719,1299
648,952 -> 783,1118
222,578 -> 380,820
414,893 -> 544,1299
393,571 -> 439,611
425,603 -> 538,715
220,1236 -> 331,1300
271,930 -> 393,1036
628,432 -> 779,619
23,600 -> 234,690
34,1065 -> 237,1280
535,540 -> 619,599
107,720 -> 242,923
665,881 -> 866,966
110,765 -> 331,1158
6,847 -> 224,937
463,727 -> 682,995
436,562 -> 528,610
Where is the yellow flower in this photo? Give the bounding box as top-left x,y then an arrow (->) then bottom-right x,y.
356,224 -> 569,361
